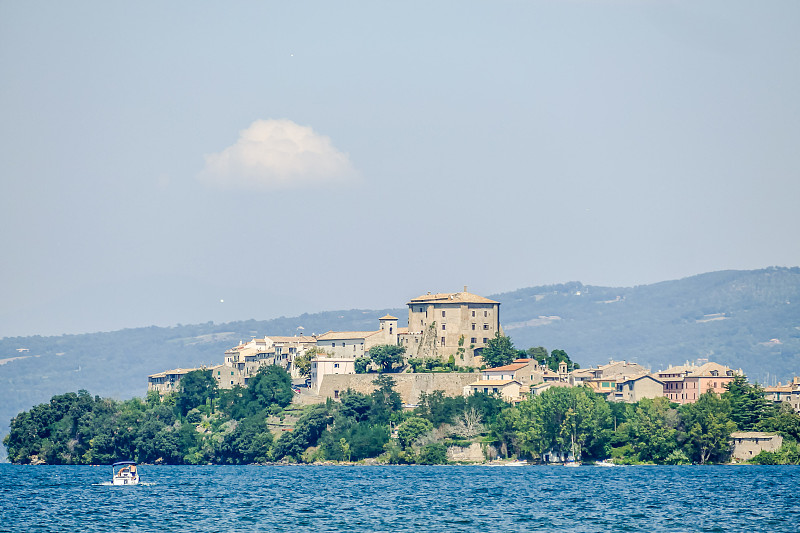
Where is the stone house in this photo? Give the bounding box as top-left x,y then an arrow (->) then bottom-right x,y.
613,374 -> 665,403
465,379 -> 524,403
730,432 -> 783,461
481,358 -> 543,386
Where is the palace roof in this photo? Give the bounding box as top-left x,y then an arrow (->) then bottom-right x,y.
407,291 -> 499,305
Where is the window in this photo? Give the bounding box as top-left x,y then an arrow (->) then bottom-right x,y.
472,311 -> 475,317
334,363 -> 339,368
471,337 -> 477,344
471,323 -> 475,330
441,337 -> 445,346
442,324 -> 446,330
334,390 -> 339,399
332,343 -> 335,347
483,324 -> 489,330
484,311 -> 488,317
442,311 -> 446,317
483,338 -> 488,343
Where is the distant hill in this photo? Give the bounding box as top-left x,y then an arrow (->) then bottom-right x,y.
2,267 -> 799,461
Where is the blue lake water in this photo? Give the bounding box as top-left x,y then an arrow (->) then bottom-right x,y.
1,464 -> 799,532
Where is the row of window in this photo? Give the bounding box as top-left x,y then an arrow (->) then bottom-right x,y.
415,308 -> 491,318
439,323 -> 491,331
441,337 -> 489,346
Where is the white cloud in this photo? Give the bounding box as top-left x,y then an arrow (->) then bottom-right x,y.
198,119 -> 357,190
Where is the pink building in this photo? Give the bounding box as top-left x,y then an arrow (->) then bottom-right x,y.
656,362 -> 739,404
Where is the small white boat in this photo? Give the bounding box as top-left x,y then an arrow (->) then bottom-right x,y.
112,461 -> 140,485
503,460 -> 529,467
564,459 -> 580,467
594,459 -> 618,467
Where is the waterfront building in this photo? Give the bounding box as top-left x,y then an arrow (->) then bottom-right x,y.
730,432 -> 783,461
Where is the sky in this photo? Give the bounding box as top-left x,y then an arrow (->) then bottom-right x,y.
1,1 -> 799,338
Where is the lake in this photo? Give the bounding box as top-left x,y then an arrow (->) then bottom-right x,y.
0,464 -> 798,532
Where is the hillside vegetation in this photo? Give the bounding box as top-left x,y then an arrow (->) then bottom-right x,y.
1,267 -> 799,461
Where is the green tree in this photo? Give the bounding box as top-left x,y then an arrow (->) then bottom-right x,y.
369,344 -> 406,373
417,443 -> 448,464
217,413 -> 274,464
354,356 -> 372,374
415,390 -> 465,427
292,349 -> 317,378
620,397 -> 679,463
369,375 -> 402,424
248,365 -> 294,409
756,403 -> 800,442
175,370 -> 217,418
397,417 -> 434,449
526,346 -> 549,362
339,390 -> 373,422
509,386 -> 611,461
272,404 -> 333,461
481,332 -> 517,368
722,375 -> 772,431
679,391 -> 737,464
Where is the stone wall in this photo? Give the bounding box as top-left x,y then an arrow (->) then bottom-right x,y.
317,372 -> 480,404
447,443 -> 487,463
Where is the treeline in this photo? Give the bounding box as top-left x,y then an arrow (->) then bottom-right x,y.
493,377 -> 800,465
5,366 -> 800,465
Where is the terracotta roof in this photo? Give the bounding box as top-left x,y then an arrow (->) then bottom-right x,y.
408,291 -> 499,305
484,362 -> 529,372
316,330 -> 382,341
379,314 -> 399,320
688,362 -> 735,377
147,367 -> 200,379
764,384 -> 795,392
267,335 -> 317,343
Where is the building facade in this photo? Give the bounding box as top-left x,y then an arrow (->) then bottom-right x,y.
399,289 -> 501,366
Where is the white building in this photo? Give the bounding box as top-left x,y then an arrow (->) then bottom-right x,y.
310,356 -> 356,392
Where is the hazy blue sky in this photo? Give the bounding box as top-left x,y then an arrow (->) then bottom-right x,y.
2,1 -> 798,338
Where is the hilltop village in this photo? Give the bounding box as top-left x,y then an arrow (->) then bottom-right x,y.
148,289 -> 800,413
